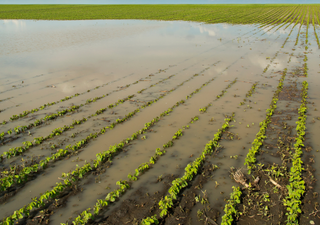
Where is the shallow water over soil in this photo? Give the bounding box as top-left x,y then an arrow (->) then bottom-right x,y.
0,19 -> 320,225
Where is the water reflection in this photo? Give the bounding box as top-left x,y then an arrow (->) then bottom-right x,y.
0,19 -> 290,96
2,19 -> 27,30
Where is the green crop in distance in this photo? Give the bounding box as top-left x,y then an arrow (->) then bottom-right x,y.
0,5 -> 319,25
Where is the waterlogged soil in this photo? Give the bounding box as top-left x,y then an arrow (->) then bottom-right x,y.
97,163 -> 217,225
1,18 -> 320,225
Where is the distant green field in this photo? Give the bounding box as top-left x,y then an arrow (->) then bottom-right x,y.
0,4 -> 319,25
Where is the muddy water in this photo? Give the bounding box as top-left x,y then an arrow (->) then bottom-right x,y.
1,19 -> 320,224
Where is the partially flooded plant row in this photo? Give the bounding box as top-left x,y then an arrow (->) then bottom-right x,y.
0,5 -> 320,225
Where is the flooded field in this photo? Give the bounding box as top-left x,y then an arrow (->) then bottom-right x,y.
1,9 -> 320,225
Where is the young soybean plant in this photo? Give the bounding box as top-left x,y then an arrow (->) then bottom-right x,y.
221,186 -> 242,225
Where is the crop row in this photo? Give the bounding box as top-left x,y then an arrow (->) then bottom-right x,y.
283,81 -> 308,224
294,9 -> 306,46
244,68 -> 287,174
312,9 -> 320,48
245,82 -> 258,98
281,11 -> 302,48
141,113 -> 234,224
273,6 -> 300,33
314,8 -> 320,48
280,7 -> 301,31
304,55 -> 308,77
260,7 -> 295,33
305,11 -> 309,45
263,51 -> 279,74
258,7 -> 288,29
221,186 -> 242,225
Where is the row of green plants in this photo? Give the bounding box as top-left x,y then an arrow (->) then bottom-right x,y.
282,82 -> 308,224
212,79 -> 262,224
247,12 -> 286,44
238,7 -> 278,26
3,104 -> 81,137
8,94 -> 79,121
263,51 -> 279,74
305,11 -> 309,44
312,8 -> 320,48
294,9 -> 306,46
273,6 -> 300,33
304,56 -> 308,77
198,78 -> 237,113
261,7 -> 296,33
282,7 -> 302,31
0,95 -> 135,161
281,10 -> 302,48
206,5 -> 274,25
221,186 -> 242,225
140,113 -> 235,224
314,9 -> 320,48
0,69 -> 236,224
249,11 -> 279,36
239,82 -> 258,106
245,82 -> 258,97
244,68 -> 287,174
258,6 -> 289,29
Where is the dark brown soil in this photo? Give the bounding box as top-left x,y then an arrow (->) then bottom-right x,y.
234,78 -> 320,225
95,174 -> 179,225
94,162 -> 219,225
